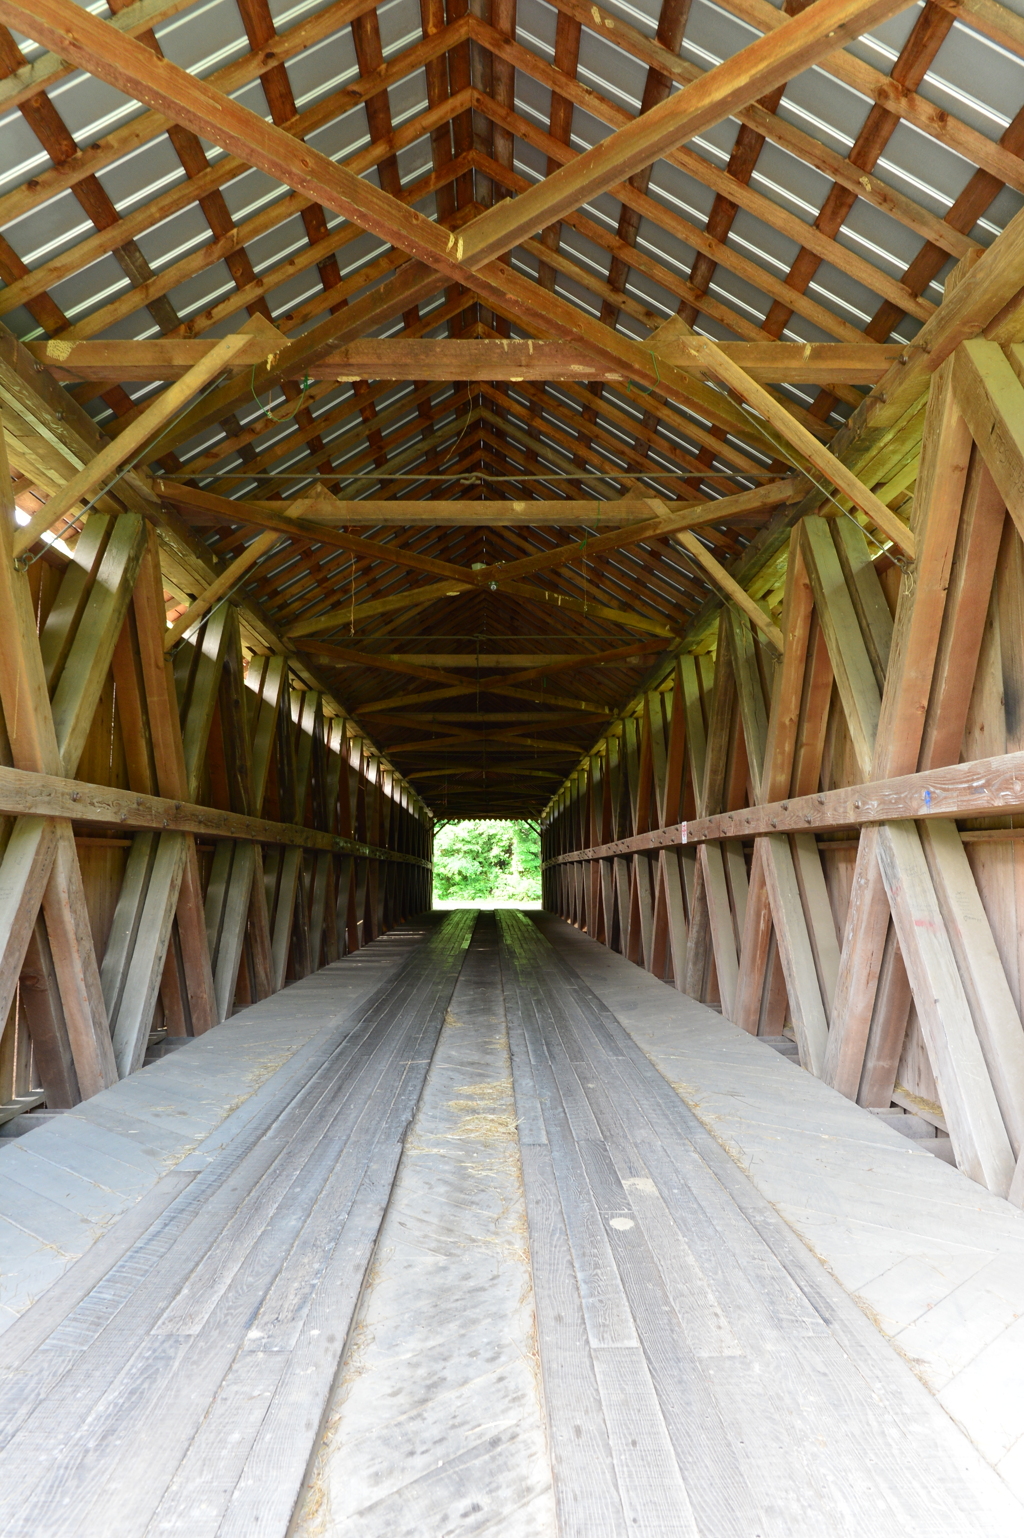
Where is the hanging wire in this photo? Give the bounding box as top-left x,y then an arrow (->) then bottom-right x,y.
581,528 -> 589,614
167,590 -> 235,656
250,365 -> 312,423
624,349 -> 662,403
430,410 -> 475,474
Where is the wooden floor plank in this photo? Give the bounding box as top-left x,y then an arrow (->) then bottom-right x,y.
0,927 -> 437,1336
515,1138 -> 628,1538
216,1149 -> 406,1538
501,909 -> 1024,1538
146,1351 -> 286,1537
589,1344 -> 698,1538
3,906 -> 1024,1537
0,1172 -> 195,1375
0,914 -> 473,1538
503,918 -> 758,1538
293,922 -> 554,1538
527,928 -> 836,1349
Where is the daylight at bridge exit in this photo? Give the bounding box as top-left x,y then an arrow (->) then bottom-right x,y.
3,0 -> 1024,1530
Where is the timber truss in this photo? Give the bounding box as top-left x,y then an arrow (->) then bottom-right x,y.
543,333 -> 1024,1203
2,0 -> 1019,813
3,0 -> 1024,1184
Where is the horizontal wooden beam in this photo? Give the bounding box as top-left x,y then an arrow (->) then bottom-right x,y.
369,712 -> 612,722
30,338 -> 903,384
261,494 -> 700,633
155,480 -> 487,588
353,678 -> 617,713
411,766 -> 563,778
160,488 -> 683,526
322,653 -> 653,667
544,747 -> 1024,859
400,748 -> 575,758
0,764 -> 430,864
226,479 -> 796,535
306,636 -> 636,700
13,0 -> 912,456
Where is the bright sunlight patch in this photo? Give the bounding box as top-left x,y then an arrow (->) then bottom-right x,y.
433,820 -> 541,905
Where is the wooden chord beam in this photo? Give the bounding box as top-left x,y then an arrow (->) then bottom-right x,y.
28,338 -> 903,384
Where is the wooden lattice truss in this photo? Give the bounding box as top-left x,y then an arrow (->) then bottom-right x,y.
0,464 -> 432,1116
544,336 -> 1024,1199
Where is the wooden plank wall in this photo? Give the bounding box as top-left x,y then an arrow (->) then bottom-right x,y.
0,507 -> 432,1119
541,340 -> 1024,1203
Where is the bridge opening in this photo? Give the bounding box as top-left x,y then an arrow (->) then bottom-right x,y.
432,819 -> 542,908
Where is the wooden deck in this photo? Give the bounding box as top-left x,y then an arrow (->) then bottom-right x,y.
0,912 -> 474,1537
1,909 -> 1021,1536
534,912 -> 1024,1506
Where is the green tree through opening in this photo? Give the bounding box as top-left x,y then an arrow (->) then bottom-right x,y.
432,820 -> 542,905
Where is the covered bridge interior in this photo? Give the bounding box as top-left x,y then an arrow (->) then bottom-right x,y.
3,0 -> 1024,1529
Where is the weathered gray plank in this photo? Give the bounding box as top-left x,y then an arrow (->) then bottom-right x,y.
291,915 -> 554,1538
4,904 -> 1023,1538
0,916 -> 471,1534
506,910 -> 1024,1538
516,1141 -> 627,1538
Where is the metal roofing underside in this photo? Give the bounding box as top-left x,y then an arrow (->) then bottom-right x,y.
1,0 -> 1023,814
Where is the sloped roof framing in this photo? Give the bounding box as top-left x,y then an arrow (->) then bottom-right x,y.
2,0 -> 1023,815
